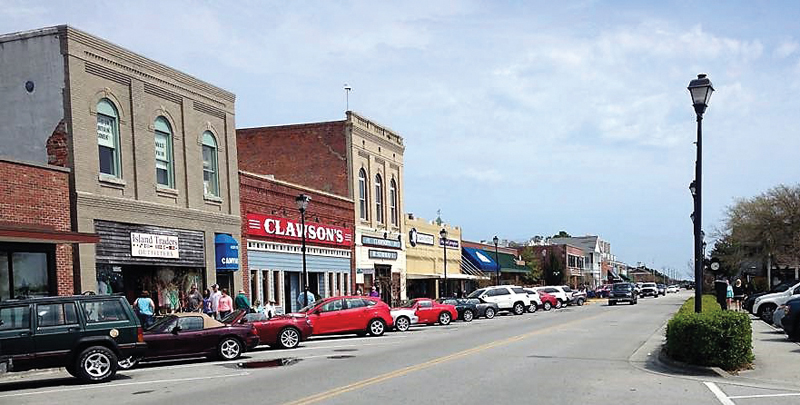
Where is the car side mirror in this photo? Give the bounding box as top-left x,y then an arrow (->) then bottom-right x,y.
171,325 -> 182,334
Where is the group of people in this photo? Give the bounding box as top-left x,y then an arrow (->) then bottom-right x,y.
295,285 -> 382,309
133,284 -> 267,328
723,278 -> 748,311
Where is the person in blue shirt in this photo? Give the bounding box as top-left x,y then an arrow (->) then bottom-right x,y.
297,290 -> 315,309
134,291 -> 155,328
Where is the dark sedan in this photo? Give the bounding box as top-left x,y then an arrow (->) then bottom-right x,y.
462,298 -> 500,319
223,310 -> 313,349
781,296 -> 800,341
118,313 -> 259,369
438,298 -> 478,322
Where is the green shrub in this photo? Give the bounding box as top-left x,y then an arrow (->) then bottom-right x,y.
678,295 -> 722,314
666,309 -> 753,370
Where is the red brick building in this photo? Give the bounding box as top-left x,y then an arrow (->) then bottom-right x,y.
0,158 -> 98,298
523,244 -> 587,287
240,171 -> 355,313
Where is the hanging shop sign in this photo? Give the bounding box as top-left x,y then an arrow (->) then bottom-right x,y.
362,235 -> 402,249
409,228 -> 435,247
368,250 -> 398,260
246,213 -> 353,247
130,232 -> 179,259
438,237 -> 460,250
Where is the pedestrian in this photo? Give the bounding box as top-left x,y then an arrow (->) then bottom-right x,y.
202,289 -> 214,317
369,286 -> 380,298
732,279 -> 745,311
218,288 -> 233,318
186,284 -> 203,312
133,291 -> 155,329
297,289 -> 315,308
234,289 -> 251,311
265,300 -> 276,318
356,287 -> 363,296
726,279 -> 734,310
210,284 -> 222,319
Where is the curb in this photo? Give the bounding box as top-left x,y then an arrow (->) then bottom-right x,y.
655,347 -> 729,378
0,367 -> 66,382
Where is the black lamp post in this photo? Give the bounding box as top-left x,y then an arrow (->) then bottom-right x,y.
440,228 -> 448,298
296,194 -> 311,307
493,236 -> 500,285
688,73 -> 714,313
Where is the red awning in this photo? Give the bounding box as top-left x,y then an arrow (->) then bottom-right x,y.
0,223 -> 99,244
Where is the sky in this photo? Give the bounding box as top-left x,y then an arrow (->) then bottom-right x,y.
3,0 -> 800,279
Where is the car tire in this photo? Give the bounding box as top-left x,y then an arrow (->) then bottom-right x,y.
528,303 -> 538,313
75,345 -> 118,383
395,316 -> 411,332
555,300 -> 563,309
368,318 -> 386,336
117,356 -> 141,370
757,304 -> 776,322
462,310 -> 474,322
438,312 -> 452,325
217,337 -> 243,360
277,327 -> 301,349
576,299 -> 585,306
543,301 -> 552,311
609,301 -> 616,306
513,302 -> 525,315
484,307 -> 496,319
629,300 -> 635,305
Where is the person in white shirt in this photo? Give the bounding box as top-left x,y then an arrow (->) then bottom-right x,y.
210,284 -> 222,319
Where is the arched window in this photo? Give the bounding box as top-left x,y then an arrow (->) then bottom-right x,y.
202,131 -> 219,197
358,169 -> 368,220
96,99 -> 120,177
390,179 -> 398,225
375,174 -> 384,224
154,117 -> 174,188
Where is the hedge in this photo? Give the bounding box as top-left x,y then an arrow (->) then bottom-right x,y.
666,306 -> 753,371
678,295 -> 722,314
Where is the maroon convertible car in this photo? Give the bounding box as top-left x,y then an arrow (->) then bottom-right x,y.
223,310 -> 313,349
117,313 -> 259,369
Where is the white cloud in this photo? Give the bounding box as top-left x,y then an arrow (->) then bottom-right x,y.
774,40 -> 799,58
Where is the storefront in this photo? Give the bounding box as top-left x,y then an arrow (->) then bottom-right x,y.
356,231 -> 405,305
94,220 -> 210,313
404,215 -> 468,299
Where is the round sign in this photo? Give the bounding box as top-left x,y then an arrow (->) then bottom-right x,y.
710,262 -> 720,271
109,328 -> 119,338
409,228 -> 418,247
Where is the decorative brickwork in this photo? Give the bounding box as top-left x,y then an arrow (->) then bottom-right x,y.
46,120 -> 69,167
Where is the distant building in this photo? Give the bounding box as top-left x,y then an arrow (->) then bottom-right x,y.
548,236 -> 615,288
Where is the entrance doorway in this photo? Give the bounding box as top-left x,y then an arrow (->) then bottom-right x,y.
375,265 -> 392,305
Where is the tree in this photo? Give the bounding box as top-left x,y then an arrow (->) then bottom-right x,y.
541,248 -> 567,285
519,248 -> 543,284
708,233 -> 747,279
552,230 -> 571,238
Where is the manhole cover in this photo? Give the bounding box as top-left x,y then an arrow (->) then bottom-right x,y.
237,358 -> 302,368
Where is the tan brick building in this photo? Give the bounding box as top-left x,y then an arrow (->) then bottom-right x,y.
0,26 -> 241,308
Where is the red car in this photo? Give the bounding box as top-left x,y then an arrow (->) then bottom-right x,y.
296,296 -> 393,337
223,310 -> 313,349
400,298 -> 458,326
538,291 -> 559,311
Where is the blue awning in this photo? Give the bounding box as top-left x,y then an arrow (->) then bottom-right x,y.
462,247 -> 499,272
215,233 -> 239,272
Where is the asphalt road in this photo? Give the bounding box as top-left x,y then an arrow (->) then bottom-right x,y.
0,291 -> 789,405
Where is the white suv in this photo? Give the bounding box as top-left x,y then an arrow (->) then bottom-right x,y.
523,288 -> 543,312
753,281 -> 800,321
468,286 -> 531,315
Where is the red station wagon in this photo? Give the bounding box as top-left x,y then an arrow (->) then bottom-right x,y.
296,296 -> 393,337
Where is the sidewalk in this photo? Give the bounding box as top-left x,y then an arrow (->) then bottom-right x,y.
733,316 -> 800,387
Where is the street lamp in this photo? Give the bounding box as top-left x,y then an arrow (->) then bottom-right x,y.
688,73 -> 714,313
493,236 -> 500,285
440,228 -> 448,298
296,194 -> 311,307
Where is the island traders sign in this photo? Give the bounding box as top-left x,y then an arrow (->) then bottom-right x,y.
246,213 -> 353,247
131,233 -> 179,259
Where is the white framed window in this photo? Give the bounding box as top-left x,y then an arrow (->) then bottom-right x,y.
202,131 -> 219,197
358,168 -> 368,220
389,178 -> 398,225
154,117 -> 174,188
96,99 -> 120,177
375,173 -> 384,224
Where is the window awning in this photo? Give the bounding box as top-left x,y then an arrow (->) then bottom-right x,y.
0,223 -> 99,244
215,233 -> 239,272
462,247 -> 498,271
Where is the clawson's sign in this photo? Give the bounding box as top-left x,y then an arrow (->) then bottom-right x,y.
246,214 -> 353,247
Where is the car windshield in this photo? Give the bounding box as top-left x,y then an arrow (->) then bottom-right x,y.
613,284 -> 631,291
466,289 -> 485,298
771,281 -> 798,293
298,303 -> 316,313
220,310 -> 244,324
400,300 -> 416,308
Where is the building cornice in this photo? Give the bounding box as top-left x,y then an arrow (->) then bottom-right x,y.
76,192 -> 240,226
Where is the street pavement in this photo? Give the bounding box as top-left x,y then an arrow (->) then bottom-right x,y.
1,291 -> 798,405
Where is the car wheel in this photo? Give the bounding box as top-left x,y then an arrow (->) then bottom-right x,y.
555,300 -> 563,309
528,303 -> 538,313
218,337 -> 243,360
543,301 -> 552,311
513,302 -> 525,315
757,304 -> 775,322
395,316 -> 410,332
629,299 -> 635,305
609,301 -> 616,306
462,310 -> 474,322
277,327 -> 301,349
577,299 -> 585,306
368,318 -> 386,336
484,307 -> 496,319
438,312 -> 452,325
117,356 -> 141,370
75,345 -> 117,383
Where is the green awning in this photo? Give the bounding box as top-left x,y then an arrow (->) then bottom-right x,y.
493,250 -> 529,274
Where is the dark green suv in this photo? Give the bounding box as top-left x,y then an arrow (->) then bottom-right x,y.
0,295 -> 146,383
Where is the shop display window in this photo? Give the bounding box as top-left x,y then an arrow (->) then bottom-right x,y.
0,248 -> 53,301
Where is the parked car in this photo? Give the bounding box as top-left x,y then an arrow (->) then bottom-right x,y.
780,296 -> 800,341
657,284 -> 667,296
773,305 -> 787,329
753,281 -> 800,322
667,285 -> 679,293
390,307 -> 419,332
594,284 -> 612,298
527,289 -> 558,311
438,298 -> 478,322
117,312 -> 259,370
535,286 -> 569,308
0,295 -> 146,383
639,283 -> 659,298
562,286 -> 587,306
523,288 -> 543,312
222,310 -> 312,349
467,286 -> 531,315
608,283 -> 638,305
462,298 -> 500,319
297,296 -> 393,337
399,298 -> 458,326
744,280 -> 798,313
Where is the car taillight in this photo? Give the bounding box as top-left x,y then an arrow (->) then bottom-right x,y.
137,327 -> 144,343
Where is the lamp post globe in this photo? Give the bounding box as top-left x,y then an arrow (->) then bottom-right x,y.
296,194 -> 311,307
440,228 -> 448,298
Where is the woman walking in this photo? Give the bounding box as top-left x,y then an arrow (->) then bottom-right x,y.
732,279 -> 745,311
726,280 -> 734,310
202,289 -> 214,317
218,288 -> 234,318
134,291 -> 155,329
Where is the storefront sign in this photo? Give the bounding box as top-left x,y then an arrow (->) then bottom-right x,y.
97,116 -> 115,148
439,238 -> 460,250
130,233 -> 179,258
368,250 -> 398,260
246,214 -> 353,247
362,235 -> 402,249
409,228 -> 435,247
215,233 -> 239,272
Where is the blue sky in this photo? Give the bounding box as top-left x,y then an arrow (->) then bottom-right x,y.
4,1 -> 800,278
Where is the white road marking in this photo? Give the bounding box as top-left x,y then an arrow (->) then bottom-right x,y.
0,372 -> 249,398
704,382 -> 736,405
728,393 -> 800,399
